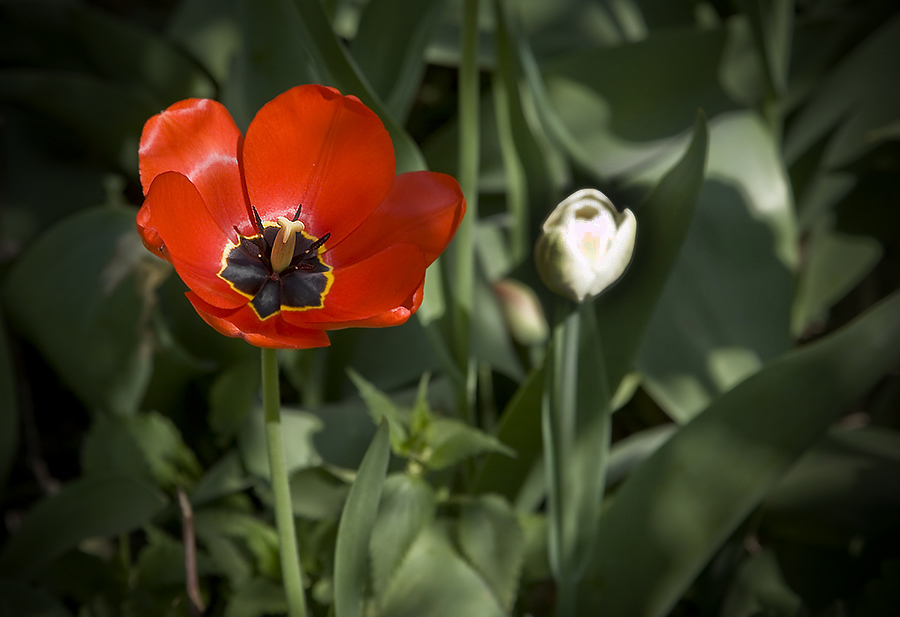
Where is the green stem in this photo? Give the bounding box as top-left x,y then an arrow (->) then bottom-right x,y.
261,347 -> 308,617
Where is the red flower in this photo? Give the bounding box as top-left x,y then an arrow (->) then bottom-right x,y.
136,85 -> 465,349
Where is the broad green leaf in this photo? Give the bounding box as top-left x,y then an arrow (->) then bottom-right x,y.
576,289 -> 900,617
223,577 -> 287,617
0,475 -> 167,579
596,112 -> 708,393
194,509 -> 280,581
638,113 -> 795,422
370,474 -> 437,593
718,549 -> 801,617
81,410 -> 202,491
471,267 -> 524,380
167,0 -> 242,84
343,319 -> 442,393
334,420 -> 390,617
378,522 -> 506,617
189,451 -> 253,507
238,405 -> 322,479
540,28 -> 733,178
0,303 -> 16,494
791,221 -> 882,336
427,417 -> 515,470
0,578 -> 72,617
473,363 -> 544,501
288,466 -> 349,520
457,495 -> 525,611
606,423 -> 677,488
133,526 -> 190,591
209,358 -> 260,446
2,207 -> 160,416
350,0 -> 445,122
348,369 -> 409,449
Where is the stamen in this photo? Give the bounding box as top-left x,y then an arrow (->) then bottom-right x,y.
251,206 -> 265,236
292,203 -> 303,222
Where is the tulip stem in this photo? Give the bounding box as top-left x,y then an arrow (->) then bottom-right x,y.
261,347 -> 308,617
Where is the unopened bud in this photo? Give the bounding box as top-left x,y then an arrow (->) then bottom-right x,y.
535,189 -> 636,302
493,279 -> 549,346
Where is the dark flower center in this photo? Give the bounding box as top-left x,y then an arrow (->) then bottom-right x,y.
218,205 -> 333,319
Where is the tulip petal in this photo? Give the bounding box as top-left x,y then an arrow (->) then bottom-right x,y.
242,85 -> 395,244
303,283 -> 424,330
186,292 -> 331,349
282,243 -> 425,325
139,99 -> 254,237
325,171 -> 465,268
145,172 -> 247,309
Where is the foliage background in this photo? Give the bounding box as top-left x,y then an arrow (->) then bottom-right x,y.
1,0 -> 899,616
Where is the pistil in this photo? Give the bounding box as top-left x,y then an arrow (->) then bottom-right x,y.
271,216 -> 306,272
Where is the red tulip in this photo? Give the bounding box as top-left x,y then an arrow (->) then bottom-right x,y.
136,85 -> 465,349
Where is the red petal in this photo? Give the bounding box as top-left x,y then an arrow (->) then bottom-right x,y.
139,99 -> 254,236
135,201 -> 171,262
282,243 -> 425,326
304,282 -> 424,330
242,85 -> 395,244
145,172 -> 247,309
325,171 -> 465,268
187,292 -> 331,349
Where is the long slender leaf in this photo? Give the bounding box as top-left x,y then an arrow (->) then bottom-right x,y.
334,420 -> 391,617
577,289 -> 900,616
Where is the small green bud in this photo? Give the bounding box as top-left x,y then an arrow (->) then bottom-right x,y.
535,189 -> 636,302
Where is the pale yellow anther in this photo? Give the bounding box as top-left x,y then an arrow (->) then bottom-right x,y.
271,216 -> 306,272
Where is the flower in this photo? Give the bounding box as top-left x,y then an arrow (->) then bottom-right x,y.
137,85 -> 465,348
535,188 -> 636,302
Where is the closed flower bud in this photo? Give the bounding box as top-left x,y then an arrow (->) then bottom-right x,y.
535,188 -> 636,302
493,279 -> 549,346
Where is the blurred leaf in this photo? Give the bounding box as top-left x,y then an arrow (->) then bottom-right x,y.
2,207 -> 160,416
638,114 -> 795,423
0,303 -> 16,494
857,560 -> 900,617
540,28 -> 732,178
209,358 -> 260,447
596,112 -> 708,393
471,268 -> 523,380
606,423 -> 677,488
762,426 -> 900,545
194,509 -> 280,581
350,0 -> 444,122
792,221 -> 882,336
167,0 -> 242,85
348,369 -> 409,449
0,475 -> 167,580
0,70 -> 154,172
370,474 -> 436,594
133,526 -> 189,591
334,420 -> 390,617
304,397 -> 379,471
0,578 -> 72,617
346,318 -> 442,392
288,466 -> 349,520
577,289 -> 900,616
457,494 -> 525,610
189,451 -> 253,508
238,405 -> 322,479
427,417 -> 514,471
82,410 -> 202,491
223,577 -> 287,617
473,363 -> 544,501
378,521 -> 506,617
718,548 -> 801,617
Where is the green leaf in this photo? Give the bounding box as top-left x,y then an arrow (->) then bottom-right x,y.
2,207 -> 160,416
377,522 -> 505,617
472,363 -> 544,501
427,417 -> 515,471
334,420 -> 390,617
350,0 -> 445,122
0,475 -> 167,579
348,369 -> 409,449
223,577 -> 287,617
209,358 -> 260,446
638,113 -> 795,422
0,578 -> 72,617
288,466 -> 349,520
189,451 -> 253,507
370,474 -> 437,594
718,548 -> 801,617
238,405 -> 322,479
457,495 -> 525,610
596,112 -> 708,393
0,303 -> 17,494
576,289 -> 900,617
82,411 -> 202,491
167,0 -> 242,85
194,509 -> 280,581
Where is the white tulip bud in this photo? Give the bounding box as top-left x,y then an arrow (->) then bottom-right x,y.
535,188 -> 636,303
492,279 -> 549,346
